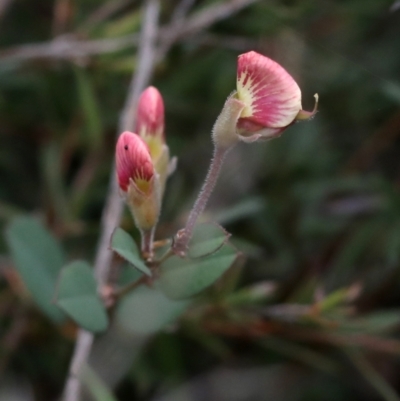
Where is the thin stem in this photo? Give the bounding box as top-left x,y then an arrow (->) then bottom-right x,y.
61,2 -> 160,400
173,145 -> 229,254
113,275 -> 147,299
141,228 -> 155,260
156,247 -> 174,265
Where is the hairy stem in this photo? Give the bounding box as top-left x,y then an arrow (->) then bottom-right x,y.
173,145 -> 229,255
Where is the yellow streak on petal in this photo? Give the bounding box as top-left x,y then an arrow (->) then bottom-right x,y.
237,70 -> 257,118
134,177 -> 151,194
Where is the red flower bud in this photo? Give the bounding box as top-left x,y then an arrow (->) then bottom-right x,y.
116,131 -> 154,193
136,86 -> 165,140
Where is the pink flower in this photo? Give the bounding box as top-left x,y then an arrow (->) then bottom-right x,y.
136,86 -> 164,140
116,131 -> 154,193
236,51 -> 317,141
135,86 -> 176,197
212,51 -> 318,148
116,131 -> 162,232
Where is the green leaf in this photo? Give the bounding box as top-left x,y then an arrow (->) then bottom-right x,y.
56,261 -> 108,333
188,223 -> 230,259
337,310 -> 400,335
118,263 -> 143,287
225,282 -> 276,306
5,216 -> 65,322
111,228 -> 151,276
159,244 -> 238,300
117,285 -> 189,335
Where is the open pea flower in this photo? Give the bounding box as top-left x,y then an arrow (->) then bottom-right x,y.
213,51 -> 318,148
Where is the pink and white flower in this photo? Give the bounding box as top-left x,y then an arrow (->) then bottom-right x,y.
116,131 -> 154,193
237,51 -> 317,138
116,131 -> 161,231
213,51 -> 317,147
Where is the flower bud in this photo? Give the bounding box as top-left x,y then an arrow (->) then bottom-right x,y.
136,86 -> 175,196
116,131 -> 161,231
136,86 -> 165,156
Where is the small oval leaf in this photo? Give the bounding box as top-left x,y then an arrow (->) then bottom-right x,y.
117,285 -> 189,335
188,223 -> 230,259
111,228 -> 151,276
159,244 -> 238,300
56,261 -> 109,333
5,216 -> 66,323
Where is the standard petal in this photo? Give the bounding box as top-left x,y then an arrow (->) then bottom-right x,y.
116,131 -> 154,192
237,51 -> 302,128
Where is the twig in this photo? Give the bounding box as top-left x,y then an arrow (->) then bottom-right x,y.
155,0 -> 195,61
190,32 -> 258,52
175,0 -> 258,38
171,0 -> 196,24
0,34 -> 139,63
0,0 -> 260,64
61,2 -> 160,401
78,0 -> 133,32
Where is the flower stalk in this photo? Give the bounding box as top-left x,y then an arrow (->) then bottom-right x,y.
141,227 -> 155,260
173,145 -> 229,255
174,51 -> 318,256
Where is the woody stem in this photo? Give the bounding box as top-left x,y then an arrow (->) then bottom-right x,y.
173,145 -> 229,254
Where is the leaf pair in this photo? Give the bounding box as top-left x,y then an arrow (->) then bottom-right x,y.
5,217 -> 238,334
110,223 -> 239,300
6,217 -> 108,332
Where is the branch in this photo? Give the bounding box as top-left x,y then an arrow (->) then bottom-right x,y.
0,34 -> 139,63
171,0 -> 196,25
61,2 -> 160,401
175,0 -> 258,38
0,0 -> 260,64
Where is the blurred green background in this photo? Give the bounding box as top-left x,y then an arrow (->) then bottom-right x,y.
2,0 -> 400,400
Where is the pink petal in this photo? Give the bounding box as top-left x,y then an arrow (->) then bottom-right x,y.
116,131 -> 154,192
237,51 -> 302,128
136,86 -> 165,139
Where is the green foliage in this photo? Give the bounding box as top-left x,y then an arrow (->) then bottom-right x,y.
2,0 -> 400,400
55,261 -> 109,333
337,310 -> 400,335
117,285 -> 189,335
187,223 -> 230,258
5,216 -> 65,322
111,228 -> 152,276
159,243 -> 238,300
